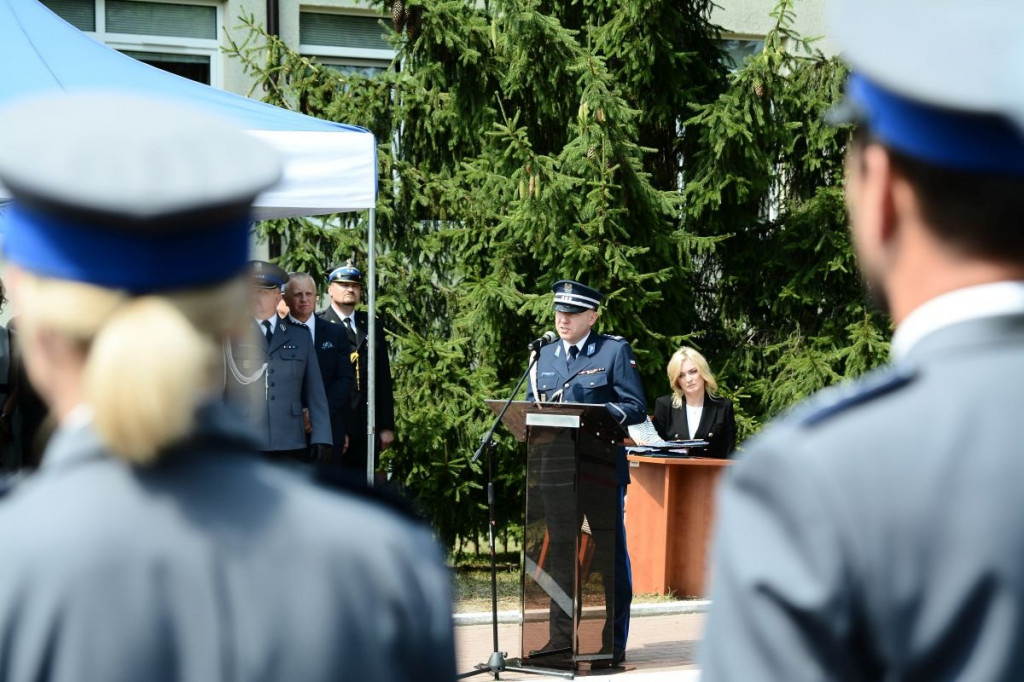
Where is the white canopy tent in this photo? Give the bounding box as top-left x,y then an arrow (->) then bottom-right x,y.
0,0 -> 383,482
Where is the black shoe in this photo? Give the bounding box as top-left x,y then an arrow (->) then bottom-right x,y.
612,647 -> 626,665
529,641 -> 572,659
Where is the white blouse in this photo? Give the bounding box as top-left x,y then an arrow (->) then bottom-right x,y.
686,403 -> 703,440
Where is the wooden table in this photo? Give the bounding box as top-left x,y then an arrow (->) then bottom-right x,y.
625,455 -> 732,598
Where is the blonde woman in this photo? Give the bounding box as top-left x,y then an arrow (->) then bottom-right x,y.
0,93 -> 455,681
652,346 -> 736,458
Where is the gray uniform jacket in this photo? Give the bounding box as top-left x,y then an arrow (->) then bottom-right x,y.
225,320 -> 331,451
701,312 -> 1024,681
0,402 -> 456,682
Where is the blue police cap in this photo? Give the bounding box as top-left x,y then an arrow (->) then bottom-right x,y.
327,260 -> 362,284
249,261 -> 289,289
0,92 -> 281,293
552,279 -> 602,313
828,0 -> 1024,174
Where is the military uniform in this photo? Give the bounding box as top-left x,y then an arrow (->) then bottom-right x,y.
226,316 -> 332,456
0,401 -> 456,682
528,332 -> 647,482
703,293 -> 1024,680
289,313 -> 354,462
319,264 -> 396,472
701,1 -> 1024,679
526,281 -> 646,661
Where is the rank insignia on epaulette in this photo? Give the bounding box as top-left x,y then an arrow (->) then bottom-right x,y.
283,344 -> 297,349
799,365 -> 917,427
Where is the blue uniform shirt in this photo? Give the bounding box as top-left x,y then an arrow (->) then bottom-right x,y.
527,332 -> 646,483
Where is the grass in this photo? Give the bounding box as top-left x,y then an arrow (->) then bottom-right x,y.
452,552 -> 685,613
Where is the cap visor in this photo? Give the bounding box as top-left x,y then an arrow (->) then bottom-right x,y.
554,303 -> 590,313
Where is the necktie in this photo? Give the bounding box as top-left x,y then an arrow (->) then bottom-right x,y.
567,345 -> 579,368
343,317 -> 357,344
263,319 -> 273,343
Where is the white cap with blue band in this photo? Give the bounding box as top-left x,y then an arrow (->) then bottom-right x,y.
0,91 -> 282,293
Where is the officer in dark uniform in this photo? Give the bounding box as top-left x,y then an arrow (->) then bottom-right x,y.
225,262 -> 332,462
283,271 -> 354,463
702,1 -> 1024,679
319,261 -> 396,476
526,279 -> 646,665
0,92 -> 455,681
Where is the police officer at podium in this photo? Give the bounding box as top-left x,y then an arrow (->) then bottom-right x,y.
527,279 -> 646,665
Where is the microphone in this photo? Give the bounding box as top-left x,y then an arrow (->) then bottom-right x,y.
527,330 -> 557,352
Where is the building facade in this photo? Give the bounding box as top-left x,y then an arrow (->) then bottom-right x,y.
41,0 -> 830,98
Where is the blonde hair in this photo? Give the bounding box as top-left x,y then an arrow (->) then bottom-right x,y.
16,272 -> 248,465
666,346 -> 719,409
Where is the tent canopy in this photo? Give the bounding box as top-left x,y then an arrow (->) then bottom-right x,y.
0,0 -> 377,219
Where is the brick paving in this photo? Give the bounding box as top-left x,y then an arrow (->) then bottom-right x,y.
455,612 -> 705,680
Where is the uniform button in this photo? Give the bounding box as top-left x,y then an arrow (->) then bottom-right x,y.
564,383 -> 570,388
269,369 -> 275,374
269,382 -> 274,387
270,396 -> 275,400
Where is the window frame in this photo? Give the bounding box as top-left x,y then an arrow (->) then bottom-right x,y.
67,0 -> 224,87
298,8 -> 394,72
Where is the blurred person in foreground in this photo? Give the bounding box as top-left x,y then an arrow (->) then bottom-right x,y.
701,1 -> 1024,680
0,92 -> 455,682
652,346 -> 735,458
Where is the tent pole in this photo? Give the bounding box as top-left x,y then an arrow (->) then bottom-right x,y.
366,207 -> 377,486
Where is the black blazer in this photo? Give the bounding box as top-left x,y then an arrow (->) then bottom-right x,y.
297,317 -> 354,457
652,393 -> 736,458
318,306 -> 396,433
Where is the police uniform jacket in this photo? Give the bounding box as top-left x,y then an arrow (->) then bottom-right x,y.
527,332 -> 647,485
701,310 -> 1024,681
294,316 -> 354,457
226,320 -> 331,451
652,393 -> 736,458
0,401 -> 456,682
319,307 -> 396,434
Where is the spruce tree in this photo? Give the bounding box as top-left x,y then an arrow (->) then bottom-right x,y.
225,0 -> 887,548
680,0 -> 890,437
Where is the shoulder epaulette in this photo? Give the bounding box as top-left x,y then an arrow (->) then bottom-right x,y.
799,365 -> 917,428
312,465 -> 425,524
603,334 -> 626,343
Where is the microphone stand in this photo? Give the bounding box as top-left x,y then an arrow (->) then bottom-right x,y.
459,346 -> 572,680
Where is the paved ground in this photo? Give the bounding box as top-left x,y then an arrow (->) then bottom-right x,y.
455,612 -> 705,680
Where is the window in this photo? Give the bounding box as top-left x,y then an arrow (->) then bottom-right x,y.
719,38 -> 764,72
299,10 -> 394,77
40,0 -> 221,86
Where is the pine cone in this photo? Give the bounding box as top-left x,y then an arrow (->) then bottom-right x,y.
753,82 -> 765,98
406,5 -> 422,38
391,0 -> 406,33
